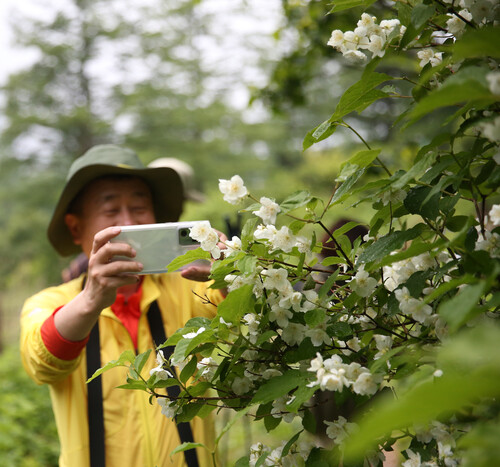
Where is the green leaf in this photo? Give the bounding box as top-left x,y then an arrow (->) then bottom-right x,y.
305,309 -> 326,327
166,247 -> 211,272
133,349 -> 152,375
392,151 -> 438,189
340,149 -> 381,171
329,0 -> 377,13
282,430 -> 303,456
358,224 -> 426,264
180,356 -> 198,384
409,66 -> 493,123
280,190 -> 313,213
404,186 -> 440,220
330,169 -> 366,205
170,442 -> 206,457
117,379 -> 148,391
318,269 -> 340,299
329,72 -> 392,123
373,240 -> 445,270
438,281 -> 486,332
303,120 -> 338,150
453,26 -> 500,59
217,284 -> 256,323
86,349 -> 136,383
411,3 -> 435,31
251,370 -> 305,405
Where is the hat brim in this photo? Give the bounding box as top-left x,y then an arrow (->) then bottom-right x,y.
48,164 -> 184,256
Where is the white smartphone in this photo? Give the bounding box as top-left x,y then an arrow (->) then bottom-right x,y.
110,221 -> 208,274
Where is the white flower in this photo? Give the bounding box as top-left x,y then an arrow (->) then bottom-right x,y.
367,34 -> 386,58
149,350 -> 173,380
197,357 -> 217,380
402,449 -> 421,467
489,204 -> 500,226
479,116 -> 500,143
270,226 -> 297,253
250,442 -> 268,467
486,71 -> 500,95
269,305 -> 293,328
262,268 -> 291,294
183,327 -> 205,339
327,29 -> 344,48
243,313 -> 260,335
446,9 -> 472,37
295,236 -> 311,254
350,265 -> 378,297
402,298 -> 433,324
343,30 -> 370,49
189,221 -> 214,242
352,371 -> 379,396
395,286 -> 412,308
470,0 -> 494,23
262,368 -> 283,380
417,48 -> 442,68
225,236 -> 242,255
324,416 -> 358,445
232,376 -> 253,395
306,324 -> 331,347
253,197 -> 281,225
189,222 -> 221,259
380,18 -> 401,37
357,13 -> 378,34
374,334 -> 393,360
281,322 -> 306,346
218,175 -> 248,204
157,398 -> 177,418
254,224 -> 277,241
343,49 -> 368,64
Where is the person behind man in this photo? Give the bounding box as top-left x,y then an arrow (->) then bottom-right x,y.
20,145 -> 225,467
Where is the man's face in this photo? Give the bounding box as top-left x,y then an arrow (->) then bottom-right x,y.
65,176 -> 156,257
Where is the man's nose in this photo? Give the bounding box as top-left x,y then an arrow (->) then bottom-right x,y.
118,208 -> 136,226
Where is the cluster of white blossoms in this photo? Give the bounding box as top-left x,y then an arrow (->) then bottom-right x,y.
410,421 -> 460,466
444,0 -> 497,34
254,224 -> 310,254
395,286 -> 433,324
307,352 -> 380,396
383,252 -> 448,292
189,220 -> 221,259
327,13 -> 405,63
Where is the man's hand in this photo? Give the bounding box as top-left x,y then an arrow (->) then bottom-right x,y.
180,230 -> 228,285
84,226 -> 144,310
54,226 -> 143,341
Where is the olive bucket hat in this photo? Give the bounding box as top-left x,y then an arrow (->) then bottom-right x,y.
48,144 -> 184,256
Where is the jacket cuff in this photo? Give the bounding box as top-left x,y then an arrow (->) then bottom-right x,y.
41,306 -> 90,360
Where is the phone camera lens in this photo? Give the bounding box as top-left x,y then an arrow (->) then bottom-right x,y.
180,229 -> 188,237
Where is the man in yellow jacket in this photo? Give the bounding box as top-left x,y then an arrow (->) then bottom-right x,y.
20,145 -> 225,467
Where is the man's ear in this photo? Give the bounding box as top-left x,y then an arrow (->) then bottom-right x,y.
64,213 -> 83,245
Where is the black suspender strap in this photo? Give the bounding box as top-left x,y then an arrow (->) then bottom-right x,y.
86,322 -> 106,467
85,299 -> 200,467
147,300 -> 200,467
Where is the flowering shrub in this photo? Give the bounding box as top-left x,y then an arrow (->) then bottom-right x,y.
90,0 -> 500,465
